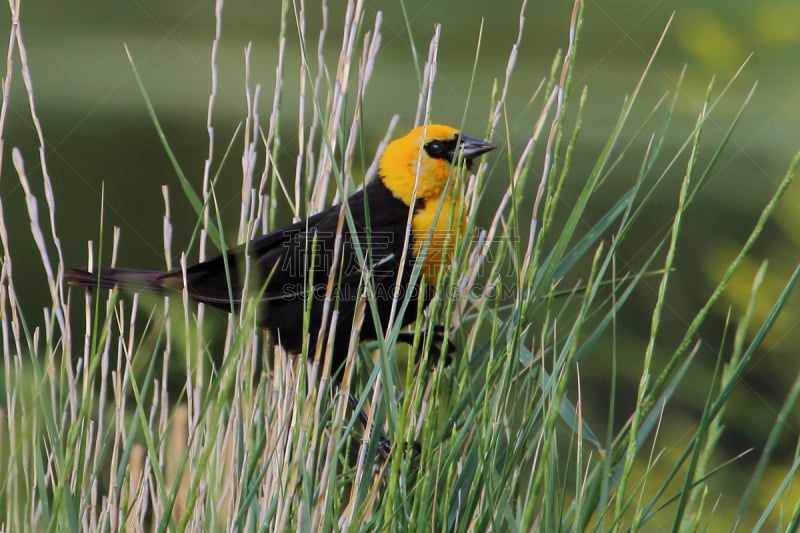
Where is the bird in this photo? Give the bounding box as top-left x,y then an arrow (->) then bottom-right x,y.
66,124 -> 496,375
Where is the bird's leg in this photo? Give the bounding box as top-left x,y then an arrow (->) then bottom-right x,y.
344,324 -> 454,471
347,392 -> 369,427
396,324 -> 455,369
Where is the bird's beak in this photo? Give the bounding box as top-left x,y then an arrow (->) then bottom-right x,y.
458,135 -> 497,159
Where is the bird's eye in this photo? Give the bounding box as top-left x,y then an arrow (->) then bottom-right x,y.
427,141 -> 443,156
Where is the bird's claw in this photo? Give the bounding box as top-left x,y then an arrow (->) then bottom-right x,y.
348,393 -> 422,473
375,436 -> 422,472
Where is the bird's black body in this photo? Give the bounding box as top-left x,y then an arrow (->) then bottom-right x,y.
68,125 -> 497,377
68,180 -> 428,372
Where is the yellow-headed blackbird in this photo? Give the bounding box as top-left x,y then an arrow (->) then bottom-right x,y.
66,124 -> 495,373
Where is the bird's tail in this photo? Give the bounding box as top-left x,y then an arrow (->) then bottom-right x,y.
65,267 -> 179,295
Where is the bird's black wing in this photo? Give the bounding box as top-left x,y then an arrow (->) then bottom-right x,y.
179,207 -> 336,306
181,182 -> 412,308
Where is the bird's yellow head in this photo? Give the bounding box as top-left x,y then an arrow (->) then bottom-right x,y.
377,124 -> 496,279
378,124 -> 496,206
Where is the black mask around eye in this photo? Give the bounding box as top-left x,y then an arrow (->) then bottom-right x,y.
424,138 -> 459,161
424,134 -> 496,167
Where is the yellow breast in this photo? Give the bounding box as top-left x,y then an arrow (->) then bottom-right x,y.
411,194 -> 467,280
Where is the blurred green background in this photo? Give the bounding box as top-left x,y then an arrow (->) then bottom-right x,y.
2,0 -> 800,525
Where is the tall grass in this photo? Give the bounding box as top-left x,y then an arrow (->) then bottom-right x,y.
1,0 -> 799,531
